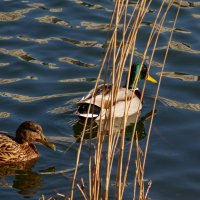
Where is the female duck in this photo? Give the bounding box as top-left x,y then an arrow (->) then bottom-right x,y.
0,121 -> 55,164
76,63 -> 157,120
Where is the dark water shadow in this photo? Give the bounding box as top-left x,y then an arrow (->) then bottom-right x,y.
0,160 -> 58,198
0,159 -> 41,197
72,110 -> 157,142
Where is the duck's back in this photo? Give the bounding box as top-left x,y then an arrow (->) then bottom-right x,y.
0,133 -> 39,164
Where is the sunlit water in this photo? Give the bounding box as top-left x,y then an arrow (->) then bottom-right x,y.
0,0 -> 199,199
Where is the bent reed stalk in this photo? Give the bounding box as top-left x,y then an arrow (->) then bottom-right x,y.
68,0 -> 182,200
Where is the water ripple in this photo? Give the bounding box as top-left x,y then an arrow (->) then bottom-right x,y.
0,76 -> 38,84
159,96 -> 200,112
0,91 -> 84,103
168,0 -> 200,8
36,15 -> 70,27
59,57 -> 96,68
0,112 -> 10,118
0,48 -> 57,69
59,37 -> 102,48
192,14 -> 200,19
72,0 -> 106,10
17,35 -> 51,44
58,77 -> 100,83
0,36 -> 13,40
17,35 -> 102,48
48,98 -> 80,114
0,63 -> 9,67
142,22 -> 191,34
81,21 -> 111,30
156,41 -> 200,54
0,8 -> 35,21
28,3 -> 63,13
47,106 -> 70,114
157,71 -> 200,82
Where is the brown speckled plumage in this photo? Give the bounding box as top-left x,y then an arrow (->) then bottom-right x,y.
0,121 -> 55,164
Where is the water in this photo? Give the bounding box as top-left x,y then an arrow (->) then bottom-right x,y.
0,0 -> 199,199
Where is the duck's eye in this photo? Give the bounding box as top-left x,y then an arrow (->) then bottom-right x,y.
141,67 -> 147,79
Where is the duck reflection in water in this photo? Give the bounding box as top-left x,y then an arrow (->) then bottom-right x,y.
0,161 -> 57,197
0,159 -> 41,197
73,110 -> 157,142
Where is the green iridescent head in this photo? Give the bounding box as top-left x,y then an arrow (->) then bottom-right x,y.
126,62 -> 157,89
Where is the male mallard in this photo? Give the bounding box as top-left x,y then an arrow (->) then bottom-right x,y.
0,121 -> 55,164
76,62 -> 157,120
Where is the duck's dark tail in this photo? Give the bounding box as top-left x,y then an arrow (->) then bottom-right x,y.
76,103 -> 101,119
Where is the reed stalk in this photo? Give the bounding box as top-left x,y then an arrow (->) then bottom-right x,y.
69,0 -> 182,200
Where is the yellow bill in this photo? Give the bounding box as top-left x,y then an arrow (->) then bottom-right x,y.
146,74 -> 157,83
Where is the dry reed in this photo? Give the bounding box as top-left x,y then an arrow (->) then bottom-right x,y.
67,0 -> 182,200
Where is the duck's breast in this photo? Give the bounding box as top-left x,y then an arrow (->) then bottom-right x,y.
0,133 -> 39,163
112,97 -> 142,118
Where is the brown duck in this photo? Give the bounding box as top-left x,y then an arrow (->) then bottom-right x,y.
0,121 -> 55,164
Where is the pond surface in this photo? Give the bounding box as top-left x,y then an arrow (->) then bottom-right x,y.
0,0 -> 199,199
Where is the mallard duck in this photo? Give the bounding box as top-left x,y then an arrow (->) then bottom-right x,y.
0,121 -> 55,164
76,62 -> 157,120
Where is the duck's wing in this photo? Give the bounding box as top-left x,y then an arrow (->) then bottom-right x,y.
78,85 -> 139,104
77,84 -> 112,107
114,88 -> 136,102
101,89 -> 141,118
0,133 -> 21,163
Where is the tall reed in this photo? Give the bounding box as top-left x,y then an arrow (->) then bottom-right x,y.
69,0 -> 182,199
